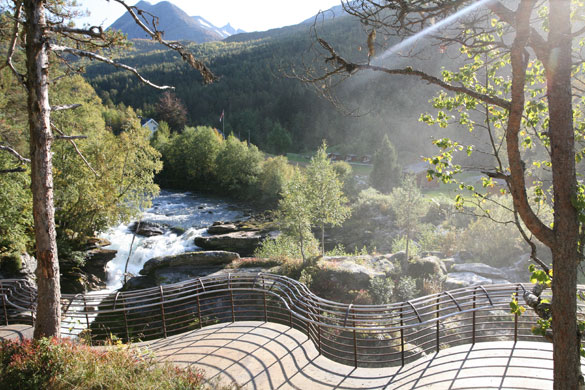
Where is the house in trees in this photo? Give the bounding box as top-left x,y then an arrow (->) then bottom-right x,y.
140,117 -> 159,137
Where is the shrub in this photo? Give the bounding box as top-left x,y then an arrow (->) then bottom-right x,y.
254,234 -> 318,261
0,338 -> 234,390
369,277 -> 394,305
258,156 -> 294,204
0,253 -> 22,275
394,276 -> 419,302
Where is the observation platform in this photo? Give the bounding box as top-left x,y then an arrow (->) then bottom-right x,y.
139,321 -> 560,390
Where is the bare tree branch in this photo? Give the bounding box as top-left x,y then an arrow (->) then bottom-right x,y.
49,44 -> 174,90
48,25 -> 105,38
51,104 -> 82,112
55,135 -> 88,140
2,1 -> 26,85
50,123 -> 99,177
111,0 -> 216,84
312,38 -> 512,110
0,144 -> 30,164
0,167 -> 26,174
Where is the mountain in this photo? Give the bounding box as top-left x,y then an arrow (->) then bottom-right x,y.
108,1 -> 243,43
87,6 -> 462,161
191,17 -> 245,39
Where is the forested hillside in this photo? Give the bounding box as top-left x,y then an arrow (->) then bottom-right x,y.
85,10 -> 470,161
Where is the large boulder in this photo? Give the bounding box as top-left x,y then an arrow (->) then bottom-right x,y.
407,256 -> 447,279
450,262 -> 507,280
444,272 -> 493,290
129,221 -> 165,237
195,231 -> 275,256
84,248 -> 117,282
140,250 -> 240,275
317,257 -> 385,292
207,222 -> 239,235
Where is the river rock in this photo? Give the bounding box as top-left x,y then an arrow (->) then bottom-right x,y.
407,256 -> 447,279
444,272 -> 493,290
140,250 -> 240,275
194,231 -> 271,256
317,257 -> 385,291
129,221 -> 165,237
207,222 -> 239,235
84,248 -> 117,282
450,262 -> 507,280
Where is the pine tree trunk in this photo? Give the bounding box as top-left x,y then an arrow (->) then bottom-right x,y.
547,2 -> 582,388
321,224 -> 325,257
24,0 -> 61,339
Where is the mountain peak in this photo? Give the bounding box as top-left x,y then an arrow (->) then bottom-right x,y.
109,2 -> 243,42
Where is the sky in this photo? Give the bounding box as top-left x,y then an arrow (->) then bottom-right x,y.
75,0 -> 342,32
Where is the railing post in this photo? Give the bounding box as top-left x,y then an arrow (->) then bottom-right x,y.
353,308 -> 358,368
317,314 -> 322,355
196,279 -> 203,328
0,283 -> 7,326
29,290 -> 35,326
436,295 -> 440,353
262,276 -> 267,323
82,295 -> 90,329
229,274 -> 235,323
400,304 -> 405,366
472,289 -> 477,345
122,295 -> 130,342
159,286 -> 167,338
514,287 -> 519,342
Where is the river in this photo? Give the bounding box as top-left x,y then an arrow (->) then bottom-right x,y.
99,190 -> 247,291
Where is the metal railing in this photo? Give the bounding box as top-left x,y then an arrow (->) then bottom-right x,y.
1,273 -> 581,368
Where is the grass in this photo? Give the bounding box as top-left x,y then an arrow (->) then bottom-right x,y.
0,337 -> 237,390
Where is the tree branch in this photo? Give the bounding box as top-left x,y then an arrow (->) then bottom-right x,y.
51,104 -> 82,112
48,25 -> 105,39
111,0 -> 216,84
49,44 -> 174,90
0,144 -> 30,164
2,1 -> 26,86
50,123 -> 99,177
314,38 -> 512,110
0,167 -> 26,174
503,0 -> 555,248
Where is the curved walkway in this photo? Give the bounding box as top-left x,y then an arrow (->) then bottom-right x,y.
139,321 -> 562,390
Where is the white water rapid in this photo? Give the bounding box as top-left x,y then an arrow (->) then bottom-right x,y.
99,190 -> 247,291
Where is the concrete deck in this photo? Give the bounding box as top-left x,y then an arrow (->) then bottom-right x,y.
139,321 -> 562,390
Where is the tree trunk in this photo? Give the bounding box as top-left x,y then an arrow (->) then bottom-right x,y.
24,0 -> 61,339
321,224 -> 325,257
546,2 -> 582,388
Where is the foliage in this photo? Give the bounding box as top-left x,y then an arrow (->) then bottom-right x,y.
457,198 -> 531,268
254,233 -> 318,261
394,276 -> 419,302
332,161 -> 360,199
391,236 -> 419,257
51,76 -> 162,236
0,155 -> 32,255
0,337 -> 233,390
215,135 -> 263,193
369,277 -> 394,305
369,135 -> 401,193
276,169 -> 316,263
154,91 -> 187,132
265,121 -> 292,155
305,142 -> 352,254
258,156 -> 295,204
389,176 -> 430,259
